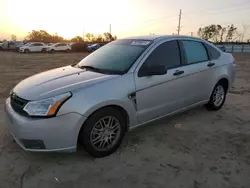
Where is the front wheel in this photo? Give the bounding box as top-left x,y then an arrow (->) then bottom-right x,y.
79,107 -> 126,158
206,83 -> 227,111
24,49 -> 30,53
41,48 -> 47,53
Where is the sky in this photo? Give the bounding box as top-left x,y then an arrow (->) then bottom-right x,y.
0,0 -> 250,40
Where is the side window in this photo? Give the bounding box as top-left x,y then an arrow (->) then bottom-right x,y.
204,43 -> 221,60
182,40 -> 208,64
143,40 -> 181,69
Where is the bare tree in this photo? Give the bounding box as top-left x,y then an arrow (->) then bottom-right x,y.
11,34 -> 17,41
242,24 -> 249,42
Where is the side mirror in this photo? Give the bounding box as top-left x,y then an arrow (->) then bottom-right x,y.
138,64 -> 167,77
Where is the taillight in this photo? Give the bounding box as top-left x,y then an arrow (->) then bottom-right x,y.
232,60 -> 235,64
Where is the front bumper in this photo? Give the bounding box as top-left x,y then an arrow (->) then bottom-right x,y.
5,98 -> 86,152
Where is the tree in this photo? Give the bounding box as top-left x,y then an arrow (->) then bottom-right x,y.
197,24 -> 222,41
197,24 -> 237,42
94,34 -> 104,42
26,30 -> 65,42
26,30 -> 50,42
241,24 -> 249,42
103,32 -> 112,42
70,36 -> 84,42
51,33 -> 64,43
103,32 -> 116,42
84,33 -> 94,42
225,24 -> 237,42
11,34 -> 17,41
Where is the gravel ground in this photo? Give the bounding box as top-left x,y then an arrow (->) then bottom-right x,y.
0,52 -> 249,188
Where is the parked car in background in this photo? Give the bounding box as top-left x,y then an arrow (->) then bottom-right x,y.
5,35 -> 235,158
47,43 -> 71,53
0,41 -> 24,51
87,43 -> 102,52
70,42 -> 88,52
19,42 -> 48,53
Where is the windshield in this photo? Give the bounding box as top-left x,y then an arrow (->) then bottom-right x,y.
77,39 -> 152,74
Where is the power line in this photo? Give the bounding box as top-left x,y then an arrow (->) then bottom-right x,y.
184,2 -> 250,16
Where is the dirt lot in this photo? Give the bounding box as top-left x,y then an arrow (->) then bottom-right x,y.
0,52 -> 249,188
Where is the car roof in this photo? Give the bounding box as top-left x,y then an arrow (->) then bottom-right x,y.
123,35 -> 203,42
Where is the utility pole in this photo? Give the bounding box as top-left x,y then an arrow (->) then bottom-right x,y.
109,24 -> 112,35
191,32 -> 193,37
177,9 -> 182,35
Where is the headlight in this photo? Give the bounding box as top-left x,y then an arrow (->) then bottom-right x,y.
23,92 -> 71,117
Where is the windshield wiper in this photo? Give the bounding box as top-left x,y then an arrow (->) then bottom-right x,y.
77,65 -> 124,75
77,65 -> 103,73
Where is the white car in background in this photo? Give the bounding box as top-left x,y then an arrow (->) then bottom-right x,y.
46,43 -> 71,53
19,42 -> 48,53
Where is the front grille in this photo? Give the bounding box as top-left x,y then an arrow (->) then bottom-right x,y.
10,93 -> 29,116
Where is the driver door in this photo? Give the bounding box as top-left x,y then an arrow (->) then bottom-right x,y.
134,40 -> 189,124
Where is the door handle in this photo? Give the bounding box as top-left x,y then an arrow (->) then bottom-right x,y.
173,70 -> 184,76
207,62 -> 215,67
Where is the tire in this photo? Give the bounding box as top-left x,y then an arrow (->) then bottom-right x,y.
50,49 -> 55,53
0,47 -> 3,51
41,48 -> 46,53
205,82 -> 227,111
79,107 -> 126,158
65,49 -> 71,53
24,49 -> 30,53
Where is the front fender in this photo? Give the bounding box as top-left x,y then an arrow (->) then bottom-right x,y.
83,99 -> 137,128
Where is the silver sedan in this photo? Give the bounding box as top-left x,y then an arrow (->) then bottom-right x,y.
5,35 -> 236,157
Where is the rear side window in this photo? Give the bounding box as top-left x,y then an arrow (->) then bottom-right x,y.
182,40 -> 208,64
34,43 -> 43,46
144,40 -> 181,69
204,43 -> 221,60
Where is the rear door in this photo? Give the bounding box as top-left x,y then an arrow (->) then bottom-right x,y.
59,44 -> 67,51
179,40 -> 213,104
31,43 -> 41,51
134,40 -> 190,123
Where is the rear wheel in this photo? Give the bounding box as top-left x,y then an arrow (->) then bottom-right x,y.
41,48 -> 46,53
206,82 -> 227,111
65,49 -> 71,53
79,107 -> 126,158
0,47 -> 3,51
50,49 -> 55,53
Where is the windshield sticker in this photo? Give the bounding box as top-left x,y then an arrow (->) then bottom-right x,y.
131,41 -> 151,46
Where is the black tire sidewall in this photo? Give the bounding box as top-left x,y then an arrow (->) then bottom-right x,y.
80,108 -> 126,158
206,83 -> 227,111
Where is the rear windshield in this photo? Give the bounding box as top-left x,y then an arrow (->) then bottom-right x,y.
77,39 -> 152,74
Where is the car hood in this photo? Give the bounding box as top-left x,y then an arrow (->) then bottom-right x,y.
13,65 -> 117,100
